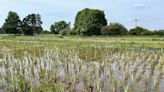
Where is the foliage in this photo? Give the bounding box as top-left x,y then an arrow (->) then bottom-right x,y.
2,11 -> 21,34
22,14 -> 43,35
101,23 -> 128,35
59,27 -> 71,35
50,21 -> 70,34
0,28 -> 6,34
50,25 -> 55,33
41,30 -> 51,34
129,26 -> 152,36
0,38 -> 163,92
69,29 -> 77,35
74,8 -> 107,36
154,30 -> 164,35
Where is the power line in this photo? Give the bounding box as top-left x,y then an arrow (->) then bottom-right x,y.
133,19 -> 139,27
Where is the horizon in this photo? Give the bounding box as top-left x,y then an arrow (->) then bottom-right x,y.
0,0 -> 163,30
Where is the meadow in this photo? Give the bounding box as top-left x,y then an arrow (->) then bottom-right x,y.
0,34 -> 164,92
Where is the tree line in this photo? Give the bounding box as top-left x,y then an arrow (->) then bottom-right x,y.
1,8 -> 164,36
0,11 -> 42,35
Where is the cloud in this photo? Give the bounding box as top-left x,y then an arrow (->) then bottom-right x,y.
133,3 -> 145,8
0,0 -> 163,30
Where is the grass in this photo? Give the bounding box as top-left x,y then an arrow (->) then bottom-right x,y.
0,34 -> 164,92
0,35 -> 163,49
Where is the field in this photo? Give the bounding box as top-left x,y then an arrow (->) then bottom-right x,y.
0,34 -> 164,92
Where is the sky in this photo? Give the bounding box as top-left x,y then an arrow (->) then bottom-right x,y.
0,0 -> 163,30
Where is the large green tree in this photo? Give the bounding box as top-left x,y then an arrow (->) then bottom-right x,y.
50,21 -> 70,34
2,11 -> 21,34
74,8 -> 107,36
22,14 -> 42,35
101,23 -> 128,35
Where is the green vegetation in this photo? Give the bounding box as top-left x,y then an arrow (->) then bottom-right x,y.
0,7 -> 164,92
1,9 -> 164,36
22,14 -> 43,35
50,21 -> 70,34
0,35 -> 163,92
101,23 -> 128,35
2,11 -> 21,35
1,12 -> 43,35
129,26 -> 153,36
74,8 -> 107,36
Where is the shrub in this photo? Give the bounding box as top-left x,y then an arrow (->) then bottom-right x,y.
100,23 -> 128,35
129,26 -> 151,36
41,30 -> 51,34
59,28 -> 71,35
154,30 -> 164,35
50,21 -> 70,34
0,28 -> 5,34
69,29 -> 77,35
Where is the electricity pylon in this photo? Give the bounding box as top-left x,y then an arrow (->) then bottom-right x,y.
133,19 -> 139,27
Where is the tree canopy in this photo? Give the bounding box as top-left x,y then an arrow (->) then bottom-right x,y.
50,21 -> 70,34
1,10 -> 164,36
2,11 -> 21,34
74,8 -> 107,36
22,14 -> 43,35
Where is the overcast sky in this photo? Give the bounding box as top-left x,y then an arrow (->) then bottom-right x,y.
0,0 -> 163,30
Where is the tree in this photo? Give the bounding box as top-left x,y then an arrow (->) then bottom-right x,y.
101,23 -> 128,35
22,14 -> 43,35
41,30 -> 51,34
59,27 -> 71,35
154,30 -> 164,35
74,8 -> 107,36
50,25 -> 55,34
50,21 -> 69,34
35,14 -> 43,35
0,28 -> 5,34
2,11 -> 21,34
129,26 -> 151,36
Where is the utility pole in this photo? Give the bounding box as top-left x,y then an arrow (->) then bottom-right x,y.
133,19 -> 139,27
